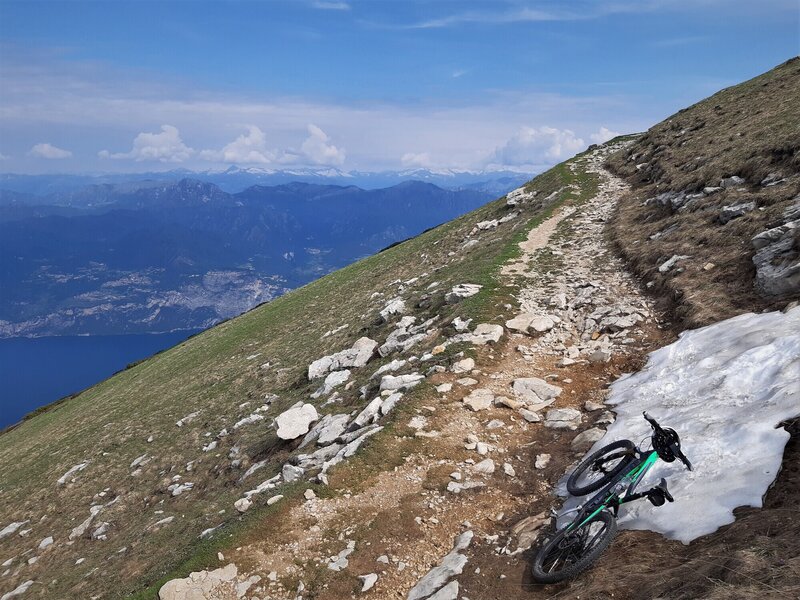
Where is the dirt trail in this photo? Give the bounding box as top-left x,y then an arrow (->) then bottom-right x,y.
203,143 -> 671,600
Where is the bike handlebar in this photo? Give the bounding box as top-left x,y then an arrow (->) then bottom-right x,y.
642,411 -> 692,471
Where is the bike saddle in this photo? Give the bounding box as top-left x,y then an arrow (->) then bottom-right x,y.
648,478 -> 674,507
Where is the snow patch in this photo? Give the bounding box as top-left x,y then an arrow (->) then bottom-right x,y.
585,307 -> 800,544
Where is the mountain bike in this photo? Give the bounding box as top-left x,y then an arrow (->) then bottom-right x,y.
531,411 -> 692,583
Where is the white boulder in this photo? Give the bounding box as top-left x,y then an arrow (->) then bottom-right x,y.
276,403 -> 320,440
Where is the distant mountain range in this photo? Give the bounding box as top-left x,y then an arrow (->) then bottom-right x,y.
0,177 -> 507,337
0,166 -> 531,198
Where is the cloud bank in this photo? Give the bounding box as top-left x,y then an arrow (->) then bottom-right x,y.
29,142 -> 72,159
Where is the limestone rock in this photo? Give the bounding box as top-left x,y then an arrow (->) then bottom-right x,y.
512,377 -> 562,410
519,408 -> 541,422
316,413 -> 350,446
359,573 -> 378,592
453,323 -> 504,345
158,563 -> 238,600
720,201 -> 756,224
544,408 -> 582,430
720,175 -> 745,188
450,357 -> 475,373
308,337 -> 378,380
379,373 -> 424,392
572,427 -> 606,449
276,403 -> 319,440
380,297 -> 406,320
658,255 -> 691,273
446,283 -> 482,303
282,463 -> 304,483
534,454 -> 551,469
463,388 -> 494,411
473,459 -> 495,474
234,498 -> 252,513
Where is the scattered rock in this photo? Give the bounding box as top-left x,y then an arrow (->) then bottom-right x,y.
473,459 -> 495,475
158,563 -> 238,600
512,377 -> 562,410
308,337 -> 379,379
458,323 -> 504,345
282,463 -> 305,483
720,175 -> 745,188
584,400 -> 604,412
312,369 -> 352,398
494,396 -> 522,410
446,284 -> 482,303
436,383 -> 453,393
359,573 -> 378,592
452,317 -> 472,332
407,531 -> 472,600
0,520 -> 30,540
234,498 -> 252,513
0,581 -> 34,600
315,413 -> 351,446
752,215 -> 800,296
57,461 -> 89,486
276,403 -> 319,440
38,536 -> 53,550
267,495 -> 283,506
519,409 -> 541,423
534,454 -> 551,469
380,373 -> 424,392
451,357 -> 475,373
588,348 -> 612,363
571,427 -> 606,449
503,463 -> 516,477
380,297 -> 406,320
720,201 -> 756,224
658,254 -> 691,273
462,388 -> 494,411
304,489 -> 316,501
511,512 -> 548,552
544,408 -> 582,430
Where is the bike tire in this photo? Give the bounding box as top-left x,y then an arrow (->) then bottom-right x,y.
567,439 -> 636,496
531,510 -> 617,584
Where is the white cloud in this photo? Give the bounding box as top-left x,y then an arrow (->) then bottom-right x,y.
590,126 -> 621,144
200,126 -> 275,164
28,142 -> 72,159
401,152 -> 433,168
297,123 -> 346,166
490,126 -> 586,168
312,1 -> 350,9
99,125 -> 194,162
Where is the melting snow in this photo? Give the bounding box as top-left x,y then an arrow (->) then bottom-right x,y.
582,307 -> 800,544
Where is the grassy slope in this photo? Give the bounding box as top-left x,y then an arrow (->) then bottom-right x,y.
0,150 -> 600,598
607,57 -> 800,327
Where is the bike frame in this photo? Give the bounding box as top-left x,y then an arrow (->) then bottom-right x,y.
563,449 -> 659,533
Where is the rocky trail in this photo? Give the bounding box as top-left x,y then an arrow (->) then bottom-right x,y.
149,142 -> 677,600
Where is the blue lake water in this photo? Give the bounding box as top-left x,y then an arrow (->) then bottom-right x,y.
0,331 -> 198,430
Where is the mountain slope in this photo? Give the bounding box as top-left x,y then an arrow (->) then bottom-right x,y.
0,146 -> 583,597
607,57 -> 800,327
1,59 -> 798,600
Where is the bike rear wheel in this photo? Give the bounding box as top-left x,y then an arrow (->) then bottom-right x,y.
567,439 -> 636,496
531,510 -> 617,584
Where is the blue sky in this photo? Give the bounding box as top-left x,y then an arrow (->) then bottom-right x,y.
0,0 -> 797,173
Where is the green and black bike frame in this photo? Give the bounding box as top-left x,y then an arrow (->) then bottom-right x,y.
562,449 -> 660,533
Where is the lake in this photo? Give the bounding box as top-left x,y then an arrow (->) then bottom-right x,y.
0,331 -> 198,430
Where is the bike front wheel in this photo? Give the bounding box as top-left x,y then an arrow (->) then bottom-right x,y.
567,439 -> 636,496
531,510 -> 617,584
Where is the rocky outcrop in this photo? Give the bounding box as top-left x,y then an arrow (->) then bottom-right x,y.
445,284 -> 482,303
752,200 -> 800,296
